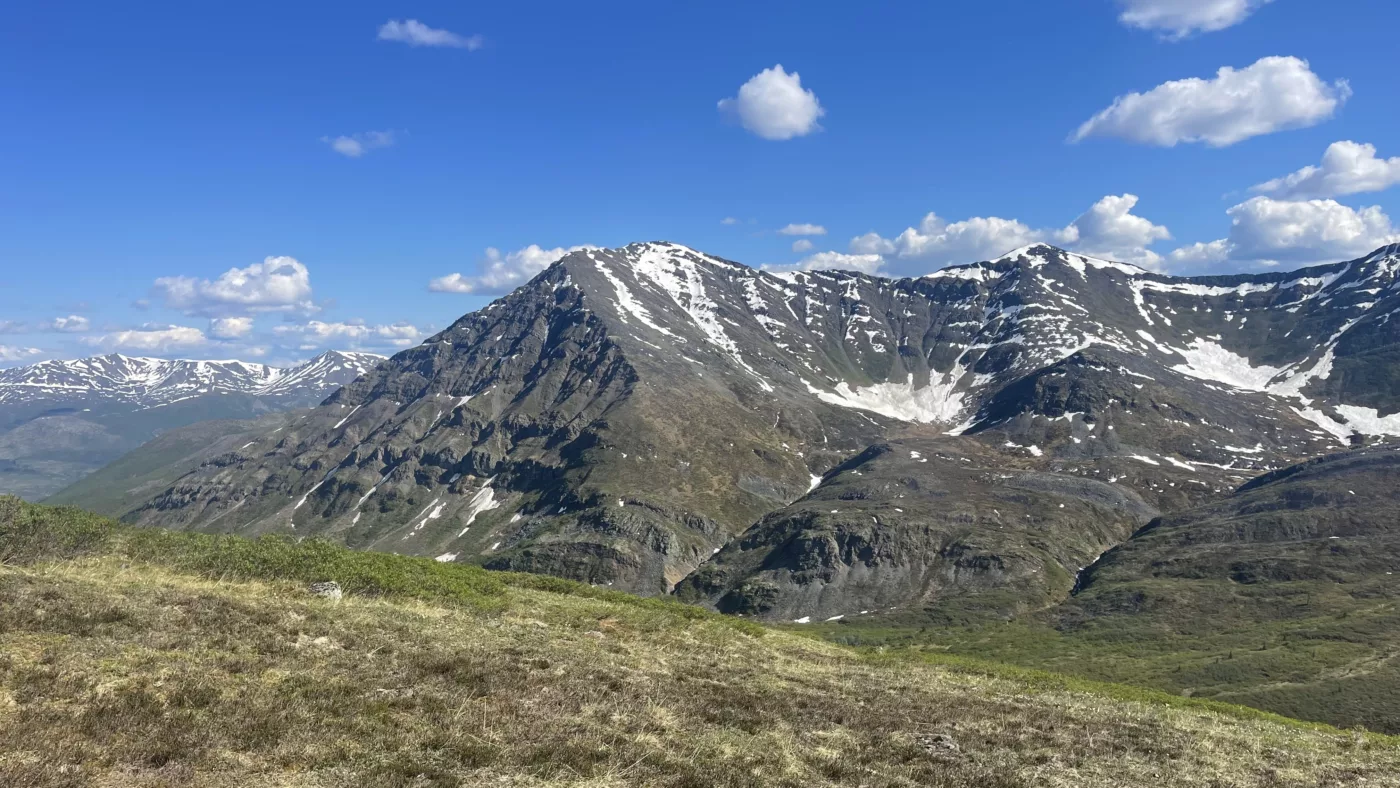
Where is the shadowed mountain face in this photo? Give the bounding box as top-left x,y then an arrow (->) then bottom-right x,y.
675,435 -> 1158,625
89,241 -> 1400,604
1050,444 -> 1400,732
0,351 -> 384,500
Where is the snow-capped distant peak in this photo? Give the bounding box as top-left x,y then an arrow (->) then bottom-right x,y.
0,350 -> 385,406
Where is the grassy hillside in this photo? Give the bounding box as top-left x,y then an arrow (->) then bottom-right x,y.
44,411 -> 297,516
806,446 -> 1400,735
2,498 -> 1399,787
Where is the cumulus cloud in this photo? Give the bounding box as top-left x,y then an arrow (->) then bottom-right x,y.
1116,0 -> 1274,39
377,19 -> 483,50
0,320 -> 27,334
83,325 -> 208,353
0,345 -> 43,364
429,244 -> 595,295
720,217 -> 741,226
791,252 -> 887,275
43,315 -> 90,333
155,256 -> 315,317
1251,141 -> 1400,200
209,316 -> 254,340
322,131 -> 395,158
1071,56 -> 1350,147
890,214 -> 1050,265
849,232 -> 896,256
842,194 -> 1171,271
1170,196 -> 1400,268
778,223 -> 827,236
273,320 -> 423,349
791,239 -> 814,253
718,65 -> 824,141
1061,194 -> 1172,268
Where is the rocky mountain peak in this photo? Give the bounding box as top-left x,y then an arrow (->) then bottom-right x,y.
106,241 -> 1400,599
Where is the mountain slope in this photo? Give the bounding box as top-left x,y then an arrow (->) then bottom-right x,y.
676,434 -> 1157,624
0,351 -> 383,500
4,497 -> 1397,788
109,242 -> 1400,606
1053,444 -> 1400,730
44,410 -> 302,517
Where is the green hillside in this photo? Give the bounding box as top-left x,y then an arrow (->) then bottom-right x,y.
2,497 -> 1398,787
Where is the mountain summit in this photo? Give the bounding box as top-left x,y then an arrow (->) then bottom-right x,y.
111,241 -> 1400,599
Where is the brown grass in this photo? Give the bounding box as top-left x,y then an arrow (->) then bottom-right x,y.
1,556 -> 1398,787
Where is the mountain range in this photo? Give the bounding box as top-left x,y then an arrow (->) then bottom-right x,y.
0,350 -> 384,500
45,240 -> 1400,729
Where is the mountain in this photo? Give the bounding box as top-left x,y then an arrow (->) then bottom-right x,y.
102,241 -> 1400,608
676,433 -> 1158,625
0,350 -> 384,407
0,350 -> 384,500
44,411 -> 300,517
1052,443 -> 1400,731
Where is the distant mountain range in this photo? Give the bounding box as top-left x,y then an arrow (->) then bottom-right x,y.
0,350 -> 384,499
0,350 -> 385,406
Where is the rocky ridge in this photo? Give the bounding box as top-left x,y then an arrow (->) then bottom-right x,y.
102,241 -> 1400,609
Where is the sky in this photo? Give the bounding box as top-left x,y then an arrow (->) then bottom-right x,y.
3,0 -> 1399,366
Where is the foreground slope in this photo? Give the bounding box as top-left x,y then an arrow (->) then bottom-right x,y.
2,498 -> 1397,788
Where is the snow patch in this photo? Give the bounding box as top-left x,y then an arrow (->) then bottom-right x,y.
806,372 -> 966,424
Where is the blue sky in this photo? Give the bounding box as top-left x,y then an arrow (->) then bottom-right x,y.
3,0 -> 1398,365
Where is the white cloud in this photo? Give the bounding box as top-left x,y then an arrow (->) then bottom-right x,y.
274,320 -> 423,348
1251,141 -> 1400,200
0,321 -> 24,334
429,244 -> 595,295
793,251 -> 887,275
43,315 -> 90,333
718,65 -> 824,141
1167,239 -> 1232,267
1071,56 -> 1350,147
720,217 -> 741,226
880,213 -> 1048,266
778,223 -> 827,236
155,256 -> 315,317
849,232 -> 896,256
322,131 -> 395,158
0,345 -> 43,364
209,316 -> 254,340
1170,196 -> 1400,268
1116,0 -> 1274,39
1062,194 -> 1172,268
846,194 -> 1171,270
791,239 -> 815,253
84,325 -> 208,353
377,19 -> 483,50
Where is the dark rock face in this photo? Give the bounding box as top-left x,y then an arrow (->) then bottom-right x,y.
676,436 -> 1156,624
1071,445 -> 1400,604
102,241 -> 1400,610
1052,444 -> 1400,731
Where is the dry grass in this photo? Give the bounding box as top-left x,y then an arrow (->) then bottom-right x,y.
1,556 -> 1398,787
